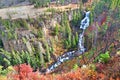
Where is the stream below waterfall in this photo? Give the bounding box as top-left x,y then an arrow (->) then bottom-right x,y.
44,11 -> 90,73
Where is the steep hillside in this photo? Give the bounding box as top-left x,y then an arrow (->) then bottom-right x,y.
0,0 -> 120,80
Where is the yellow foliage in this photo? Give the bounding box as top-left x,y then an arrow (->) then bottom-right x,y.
7,66 -> 14,71
0,66 -> 3,70
0,75 -> 7,80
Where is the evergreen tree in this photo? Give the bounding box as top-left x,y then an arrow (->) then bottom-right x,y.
75,32 -> 79,44
72,35 -> 76,48
68,34 -> 72,48
37,42 -> 45,66
54,24 -> 59,36
110,0 -> 120,10
65,40 -> 69,48
72,10 -> 81,26
46,44 -> 51,62
72,11 -> 77,25
65,21 -> 72,37
61,12 -> 68,26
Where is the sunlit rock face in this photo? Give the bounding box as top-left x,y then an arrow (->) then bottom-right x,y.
0,26 -> 45,53
45,11 -> 90,73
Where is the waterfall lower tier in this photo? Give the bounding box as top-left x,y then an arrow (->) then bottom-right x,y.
45,50 -> 83,73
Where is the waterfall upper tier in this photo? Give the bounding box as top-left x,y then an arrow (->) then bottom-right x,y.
80,11 -> 90,30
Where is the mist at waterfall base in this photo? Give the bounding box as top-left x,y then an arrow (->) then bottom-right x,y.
44,11 -> 90,73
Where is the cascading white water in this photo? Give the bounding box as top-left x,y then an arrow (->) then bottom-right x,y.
79,11 -> 90,53
45,11 -> 90,73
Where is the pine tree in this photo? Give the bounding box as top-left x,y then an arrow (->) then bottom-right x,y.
46,44 -> 51,62
110,0 -> 120,10
72,35 -> 76,48
61,12 -> 68,26
65,21 -> 72,37
68,34 -> 72,48
72,11 -> 77,25
65,40 -> 69,48
37,42 -> 45,66
54,24 -> 59,35
75,32 -> 79,44
72,10 -> 81,26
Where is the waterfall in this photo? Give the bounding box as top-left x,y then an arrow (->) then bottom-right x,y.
79,11 -> 90,52
45,11 -> 90,73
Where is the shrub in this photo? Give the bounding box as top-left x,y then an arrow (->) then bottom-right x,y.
55,68 -> 105,80
99,51 -> 110,63
73,64 -> 79,70
8,64 -> 40,80
0,66 -> 14,75
95,51 -> 110,63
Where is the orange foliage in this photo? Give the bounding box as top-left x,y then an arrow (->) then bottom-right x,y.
54,68 -> 106,80
8,63 -> 40,80
7,61 -> 120,80
8,64 -> 106,80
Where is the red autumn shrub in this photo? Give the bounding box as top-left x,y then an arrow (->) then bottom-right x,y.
55,68 -> 106,80
8,63 -> 40,80
8,63 -> 119,80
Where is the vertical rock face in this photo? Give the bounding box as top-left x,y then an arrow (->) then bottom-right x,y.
0,13 -> 63,53
0,26 -> 29,52
0,24 -> 46,54
0,10 -> 76,52
0,25 -> 8,50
